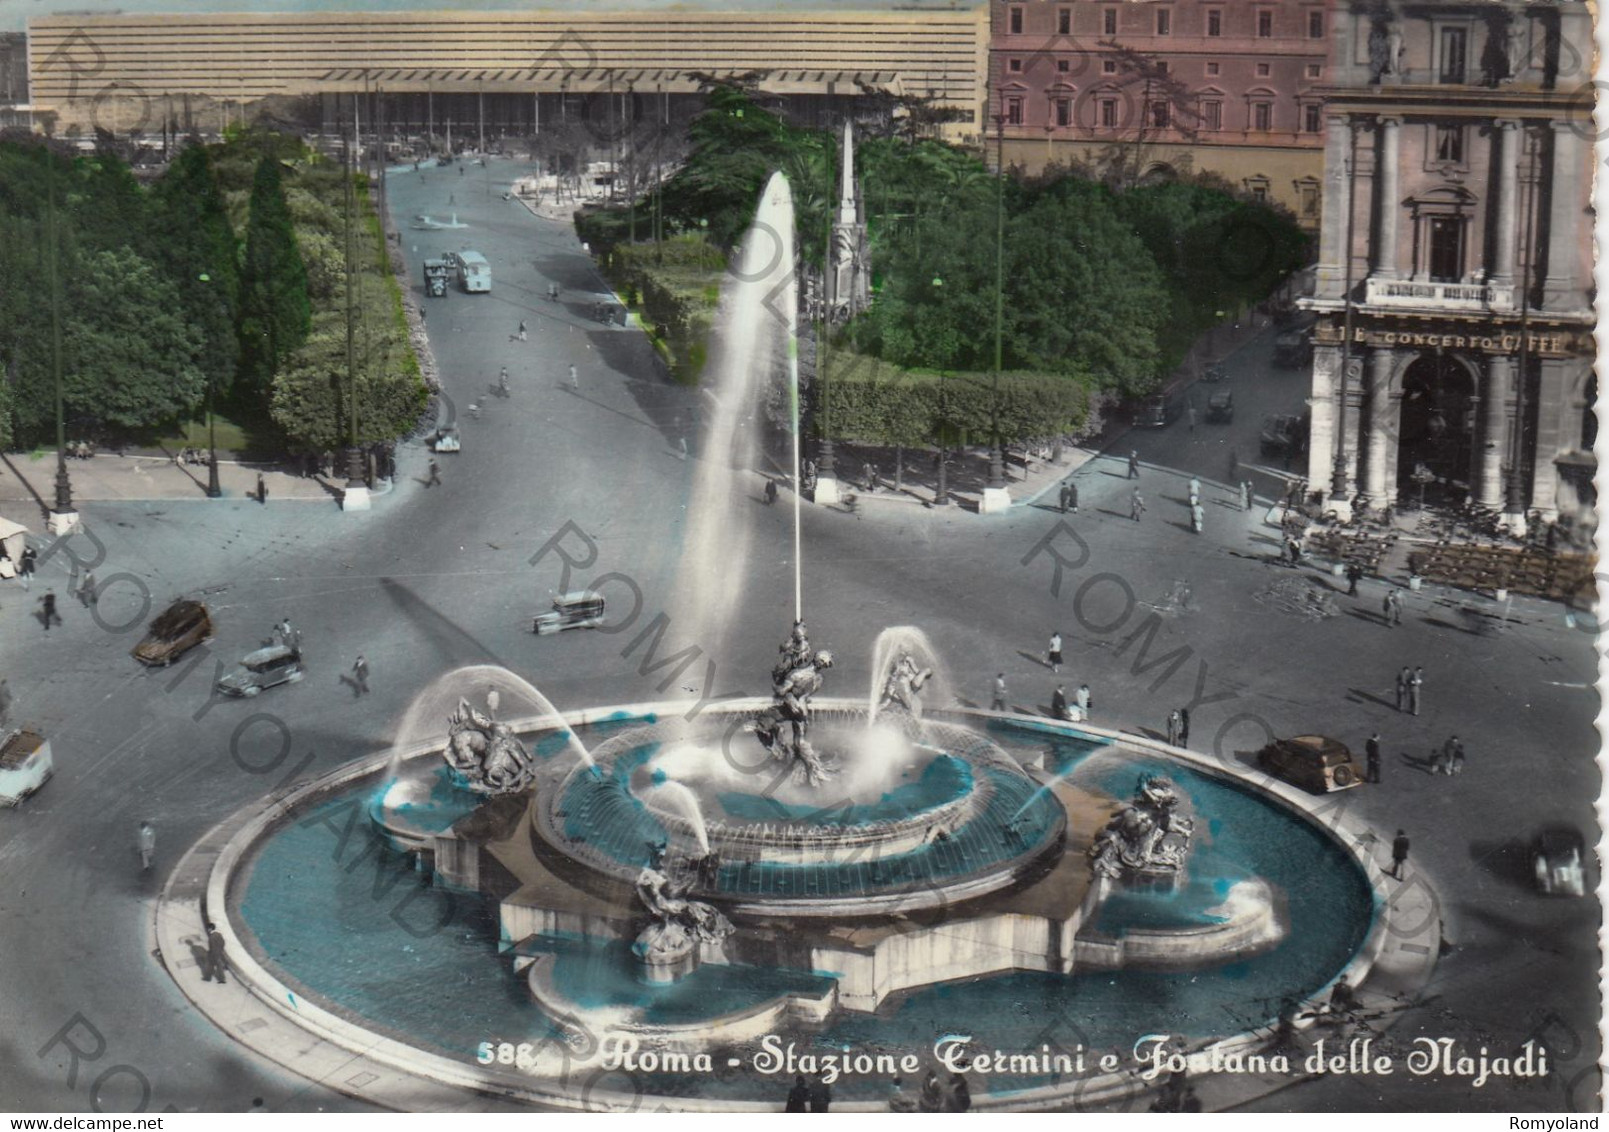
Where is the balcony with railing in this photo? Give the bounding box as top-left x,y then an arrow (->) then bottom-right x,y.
1364,276 -> 1514,312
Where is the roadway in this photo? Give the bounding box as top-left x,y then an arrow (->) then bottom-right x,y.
0,158 -> 1597,1113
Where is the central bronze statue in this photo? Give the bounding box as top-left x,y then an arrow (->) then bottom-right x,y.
753,620 -> 835,785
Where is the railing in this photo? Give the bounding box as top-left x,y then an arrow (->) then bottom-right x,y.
1364,277 -> 1514,311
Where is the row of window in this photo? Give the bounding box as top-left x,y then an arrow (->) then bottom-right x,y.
1005,5 -> 1325,40
1005,57 -> 1323,80
1008,94 -> 1325,133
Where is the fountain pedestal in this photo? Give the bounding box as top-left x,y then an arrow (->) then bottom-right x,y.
813,475 -> 842,505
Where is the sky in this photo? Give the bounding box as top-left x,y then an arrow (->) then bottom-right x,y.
2,0 -> 974,33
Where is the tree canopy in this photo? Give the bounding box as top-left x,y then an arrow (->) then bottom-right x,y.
236,153 -> 311,404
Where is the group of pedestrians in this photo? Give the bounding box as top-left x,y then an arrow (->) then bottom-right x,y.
884,1070 -> 971,1113
1394,666 -> 1425,715
1050,682 -> 1092,723
1165,707 -> 1192,747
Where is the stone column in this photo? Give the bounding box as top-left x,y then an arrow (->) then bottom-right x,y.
1307,345 -> 1342,489
1480,354 -> 1513,509
1364,347 -> 1396,501
1542,121 -> 1584,310
1373,116 -> 1401,278
1315,115 -> 1353,299
1490,120 -> 1520,289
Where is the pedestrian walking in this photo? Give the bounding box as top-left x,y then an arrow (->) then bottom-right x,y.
1127,450 -> 1140,479
764,478 -> 778,505
1191,501 -> 1204,534
918,1070 -> 944,1113
945,1073 -> 972,1113
1390,829 -> 1410,880
1166,708 -> 1182,746
990,673 -> 1008,712
807,1071 -> 831,1112
1131,489 -> 1146,522
567,364 -> 579,392
1395,666 -> 1411,712
1409,666 -> 1423,716
1240,479 -> 1253,511
136,821 -> 156,871
1383,588 -> 1403,626
257,472 -> 268,504
40,590 -> 60,630
1441,734 -> 1465,776
1047,632 -> 1063,674
1058,482 -> 1071,513
1186,402 -> 1197,432
517,319 -> 528,342
1188,476 -> 1200,507
1179,707 -> 1190,747
1365,732 -> 1382,783
1286,535 -> 1303,567
426,459 -> 442,487
1052,685 -> 1069,721
76,570 -> 96,608
351,654 -> 370,696
0,678 -> 11,726
678,437 -> 689,461
1065,480 -> 1078,514
202,921 -> 228,983
885,1077 -> 916,1113
784,1075 -> 810,1112
19,546 -> 35,591
1075,683 -> 1091,716
1345,562 -> 1363,596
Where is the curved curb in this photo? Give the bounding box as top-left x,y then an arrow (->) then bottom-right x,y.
155,700 -> 1440,1113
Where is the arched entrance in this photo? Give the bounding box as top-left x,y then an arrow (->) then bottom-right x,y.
1396,352 -> 1477,507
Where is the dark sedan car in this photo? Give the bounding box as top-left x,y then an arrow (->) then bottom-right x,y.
1533,826 -> 1587,897
1259,413 -> 1310,457
1256,735 -> 1365,793
132,600 -> 213,667
1206,389 -> 1234,423
216,645 -> 305,697
1273,330 -> 1313,368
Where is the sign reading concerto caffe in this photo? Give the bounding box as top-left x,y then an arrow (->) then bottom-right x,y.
1312,321 -> 1587,359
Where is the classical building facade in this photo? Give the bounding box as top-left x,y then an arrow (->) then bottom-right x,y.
989,0 -> 1330,226
1302,0 -> 1594,526
25,5 -> 989,142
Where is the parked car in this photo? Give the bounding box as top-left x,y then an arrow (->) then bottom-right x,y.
0,729 -> 54,806
1133,390 -> 1176,428
1202,362 -> 1227,384
431,425 -> 461,453
1256,735 -> 1364,793
132,600 -> 213,667
534,590 -> 606,635
217,645 -> 306,698
1259,413 -> 1310,457
1206,389 -> 1235,423
1273,330 -> 1313,368
1532,825 -> 1587,896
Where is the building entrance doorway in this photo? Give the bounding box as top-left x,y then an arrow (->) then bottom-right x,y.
1397,352 -> 1476,507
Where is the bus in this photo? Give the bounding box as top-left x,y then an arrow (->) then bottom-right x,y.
451,251 -> 491,293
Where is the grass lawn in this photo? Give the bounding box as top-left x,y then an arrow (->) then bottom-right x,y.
156,416 -> 253,456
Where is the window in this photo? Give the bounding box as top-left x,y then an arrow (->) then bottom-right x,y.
1298,183 -> 1320,217
1008,5 -> 1023,34
1206,8 -> 1222,36
1054,97 -> 1071,126
1156,60 -> 1169,74
1303,103 -> 1322,132
1102,59 -> 1118,74
1205,61 -> 1220,76
1057,59 -> 1071,73
1151,100 -> 1170,128
1057,7 -> 1071,35
1427,217 -> 1464,281
1006,97 -> 1023,125
1308,10 -> 1324,38
1257,10 -> 1273,37
1306,63 -> 1322,78
1252,101 -> 1272,130
1099,98 -> 1118,127
1008,58 -> 1023,73
1256,62 -> 1271,77
1250,184 -> 1269,202
1438,26 -> 1468,83
1156,8 -> 1171,35
1434,124 -> 1464,163
1103,7 -> 1117,35
1202,100 -> 1222,130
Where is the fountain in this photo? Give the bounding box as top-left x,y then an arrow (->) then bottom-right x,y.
201,171 -> 1403,1112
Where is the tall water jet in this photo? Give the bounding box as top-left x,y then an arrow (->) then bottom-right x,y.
668,172 -> 799,668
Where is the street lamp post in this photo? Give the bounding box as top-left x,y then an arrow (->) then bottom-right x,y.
980,100 -> 1010,513
199,272 -> 222,498
46,152 -> 76,535
342,93 -> 371,512
932,276 -> 948,506
1330,120 -> 1360,519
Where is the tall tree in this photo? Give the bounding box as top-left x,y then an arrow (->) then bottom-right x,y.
152,142 -> 240,403
236,152 -> 310,409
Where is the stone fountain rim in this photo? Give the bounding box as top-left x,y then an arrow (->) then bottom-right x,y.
167,697 -> 1418,1114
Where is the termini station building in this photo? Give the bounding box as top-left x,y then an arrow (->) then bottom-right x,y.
1303,0 -> 1595,529
22,3 -> 989,143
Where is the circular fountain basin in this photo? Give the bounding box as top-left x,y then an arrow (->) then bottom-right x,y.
532,708 -> 1065,915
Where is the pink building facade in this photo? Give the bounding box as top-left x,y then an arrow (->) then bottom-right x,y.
1303,0 -> 1594,528
989,0 -> 1330,226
